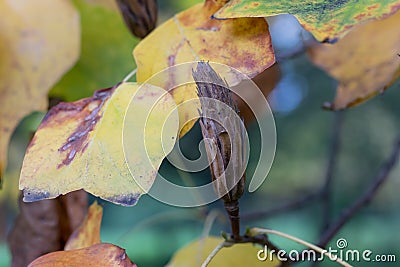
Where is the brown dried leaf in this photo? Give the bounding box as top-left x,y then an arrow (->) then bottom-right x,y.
8,190 -> 87,267
65,202 -> 103,250
28,243 -> 136,267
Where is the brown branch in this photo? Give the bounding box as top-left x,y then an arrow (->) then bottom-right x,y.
318,136 -> 400,247
224,200 -> 241,240
320,111 -> 343,233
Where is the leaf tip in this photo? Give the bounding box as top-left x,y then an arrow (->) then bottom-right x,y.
322,37 -> 339,44
322,102 -> 334,110
105,193 -> 141,206
22,189 -> 52,202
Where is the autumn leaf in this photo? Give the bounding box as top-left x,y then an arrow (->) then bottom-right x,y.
214,0 -> 400,42
0,0 -> 80,180
20,82 -> 178,206
8,191 -> 87,267
307,11 -> 400,110
65,201 -> 103,250
166,236 -> 281,267
50,0 -> 139,102
134,0 -> 274,136
28,243 -> 137,267
27,200 -> 135,266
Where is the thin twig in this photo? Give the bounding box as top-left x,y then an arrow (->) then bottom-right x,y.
198,210 -> 221,265
201,210 -> 220,239
321,111 -> 343,233
318,136 -> 400,247
239,234 -> 291,267
200,241 -> 226,267
249,228 -> 351,267
122,68 -> 137,83
201,232 -> 290,267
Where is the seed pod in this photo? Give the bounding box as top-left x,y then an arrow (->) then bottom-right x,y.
193,62 -> 246,239
193,62 -> 246,204
116,0 -> 157,38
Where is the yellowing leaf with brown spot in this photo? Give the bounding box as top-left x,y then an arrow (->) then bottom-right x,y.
308,11 -> 400,110
0,0 -> 80,180
20,83 -> 178,206
134,0 -> 275,136
65,202 -> 103,250
166,236 -> 281,267
28,243 -> 137,267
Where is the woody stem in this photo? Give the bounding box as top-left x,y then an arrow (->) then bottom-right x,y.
224,200 -> 240,240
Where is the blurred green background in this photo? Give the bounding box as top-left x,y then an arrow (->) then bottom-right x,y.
1,0 -> 399,266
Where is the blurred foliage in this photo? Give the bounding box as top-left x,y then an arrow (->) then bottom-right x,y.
1,1 -> 399,267
50,0 -> 139,101
157,0 -> 202,22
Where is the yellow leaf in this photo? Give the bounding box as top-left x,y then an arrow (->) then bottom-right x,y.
308,11 -> 400,109
134,0 -> 275,136
20,83 -> 178,206
0,0 -> 80,179
28,243 -> 136,267
166,236 -> 281,267
65,202 -> 103,250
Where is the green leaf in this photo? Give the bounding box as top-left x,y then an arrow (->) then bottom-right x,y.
214,0 -> 400,42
